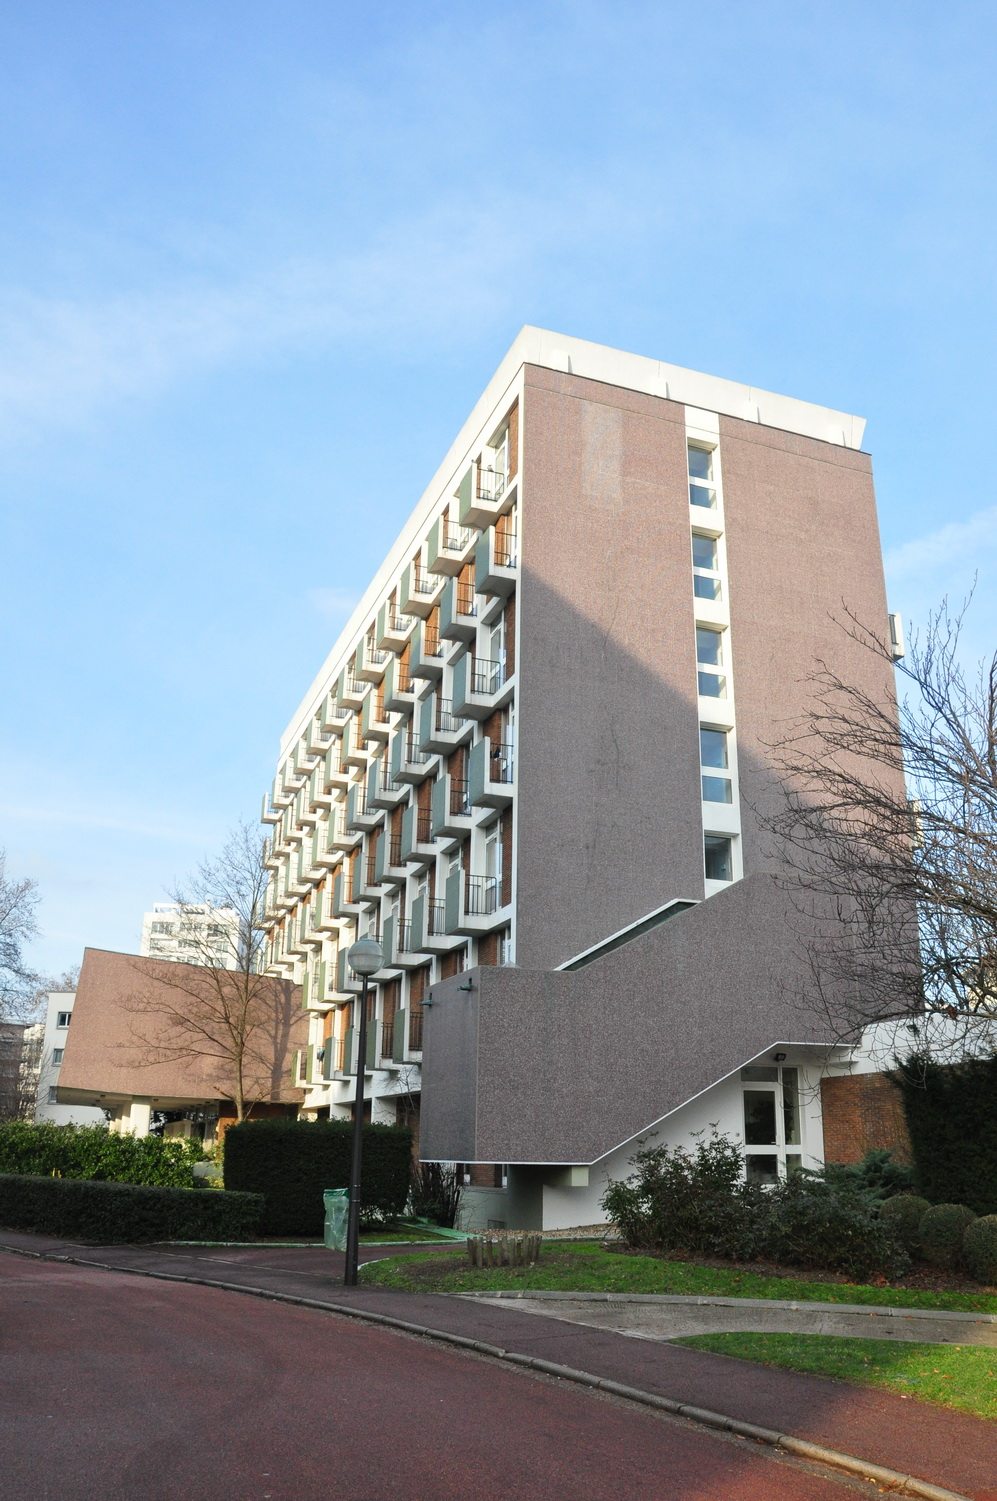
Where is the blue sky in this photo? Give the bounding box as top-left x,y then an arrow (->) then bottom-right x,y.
2,0 -> 995,977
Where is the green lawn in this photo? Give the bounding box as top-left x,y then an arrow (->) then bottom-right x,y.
675,1333 -> 997,1421
360,1242 -> 997,1314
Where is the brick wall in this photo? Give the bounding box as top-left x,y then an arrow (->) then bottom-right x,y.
820,1073 -> 911,1166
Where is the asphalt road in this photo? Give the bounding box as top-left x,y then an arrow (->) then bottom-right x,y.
0,1257 -> 893,1501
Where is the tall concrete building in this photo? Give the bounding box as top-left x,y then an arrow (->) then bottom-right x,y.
262,328 -> 903,1228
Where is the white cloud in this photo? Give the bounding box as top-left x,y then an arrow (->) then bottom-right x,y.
885,507 -> 997,582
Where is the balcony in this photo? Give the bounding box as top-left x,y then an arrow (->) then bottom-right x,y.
427,514 -> 475,576
306,713 -> 333,757
356,634 -> 389,683
328,810 -> 361,852
409,1007 -> 424,1052
439,575 -> 478,642
452,651 -> 513,720
468,739 -> 515,809
320,688 -> 350,733
390,728 -> 436,785
340,671 -> 370,710
341,719 -> 368,770
475,525 -> 517,597
456,462 -> 515,529
417,692 -> 472,755
383,654 -> 418,713
313,886 -> 340,932
419,895 -> 462,954
382,912 -> 426,971
335,947 -> 362,994
444,867 -> 510,936
399,560 -> 444,619
261,791 -> 281,826
360,690 -> 391,744
314,817 -> 345,868
374,831 -> 409,888
410,620 -> 445,680
399,803 -> 436,868
376,600 -> 414,651
368,764 -> 407,811
431,772 -> 473,840
324,742 -> 351,791
346,783 -> 384,834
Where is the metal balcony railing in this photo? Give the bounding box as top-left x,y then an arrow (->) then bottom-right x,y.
472,657 -> 504,695
488,743 -> 515,783
450,777 -> 471,816
435,698 -> 465,734
494,529 -> 518,568
466,875 -> 499,915
365,854 -> 379,886
380,1018 -> 394,1057
415,809 -> 432,843
443,521 -> 472,551
411,569 -> 436,597
389,835 -> 403,865
366,643 -> 388,664
455,584 -> 477,617
427,899 -> 446,937
396,919 -> 414,954
409,1008 -> 424,1050
335,1035 -> 347,1072
423,632 -> 443,658
405,737 -> 431,765
388,610 -> 411,633
477,466 -> 506,502
346,673 -> 369,697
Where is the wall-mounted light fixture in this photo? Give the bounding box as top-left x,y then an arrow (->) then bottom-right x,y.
773,1051 -> 787,1063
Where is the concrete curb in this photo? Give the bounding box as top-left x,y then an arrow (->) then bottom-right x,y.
2,1242 -> 972,1501
459,1289 -> 997,1325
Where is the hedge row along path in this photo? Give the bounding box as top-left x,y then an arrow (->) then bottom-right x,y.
1,1230 -> 994,1500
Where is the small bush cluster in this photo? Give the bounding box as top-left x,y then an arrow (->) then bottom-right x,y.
223,1118 -> 412,1236
410,1161 -> 462,1228
602,1133 -> 997,1284
823,1148 -> 916,1202
0,1121 -> 204,1188
602,1132 -> 910,1281
0,1173 -> 262,1243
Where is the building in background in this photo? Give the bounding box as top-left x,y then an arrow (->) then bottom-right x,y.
33,991 -> 105,1127
261,327 -> 906,1228
56,948 -> 305,1142
0,1020 -> 42,1121
139,903 -> 240,969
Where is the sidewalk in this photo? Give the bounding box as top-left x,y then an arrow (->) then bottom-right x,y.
3,1231 -> 995,1500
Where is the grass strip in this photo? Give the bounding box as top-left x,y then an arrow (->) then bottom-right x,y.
673,1332 -> 997,1421
360,1242 -> 997,1314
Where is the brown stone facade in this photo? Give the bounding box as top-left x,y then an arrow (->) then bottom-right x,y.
820,1074 -> 912,1166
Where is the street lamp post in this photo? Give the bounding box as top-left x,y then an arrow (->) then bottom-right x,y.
343,935 -> 383,1287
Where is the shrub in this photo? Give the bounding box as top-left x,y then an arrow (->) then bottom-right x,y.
962,1215 -> 997,1285
223,1118 -> 412,1236
919,1203 -> 977,1268
823,1149 -> 915,1202
0,1173 -> 262,1243
410,1161 -> 461,1228
761,1173 -> 910,1280
601,1131 -> 764,1260
0,1121 -> 203,1187
879,1193 -> 931,1251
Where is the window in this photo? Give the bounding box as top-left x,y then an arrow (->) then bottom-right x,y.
52,1048 -> 64,1065
700,727 -> 732,803
691,533 -> 722,601
56,1012 -> 71,1029
704,834 -> 733,882
48,1086 -> 58,1104
688,444 -> 717,509
696,626 -> 726,698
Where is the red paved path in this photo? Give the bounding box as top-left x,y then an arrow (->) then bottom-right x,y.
0,1257 -> 877,1501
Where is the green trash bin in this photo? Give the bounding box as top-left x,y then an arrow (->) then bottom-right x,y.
324,1188 -> 349,1251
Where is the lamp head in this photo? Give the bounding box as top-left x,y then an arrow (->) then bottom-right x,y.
348,937 -> 383,977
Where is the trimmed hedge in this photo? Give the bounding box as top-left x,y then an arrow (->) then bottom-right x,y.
0,1121 -> 203,1188
962,1215 -> 997,1285
919,1203 -> 977,1268
224,1118 -> 412,1236
0,1173 -> 262,1243
893,1054 -> 997,1215
879,1193 -> 931,1252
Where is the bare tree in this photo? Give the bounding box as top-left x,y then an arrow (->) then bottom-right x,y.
0,850 -> 40,1022
127,823 -> 295,1122
761,599 -> 997,1052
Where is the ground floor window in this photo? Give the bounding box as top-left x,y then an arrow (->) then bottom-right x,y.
740,1064 -> 803,1183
